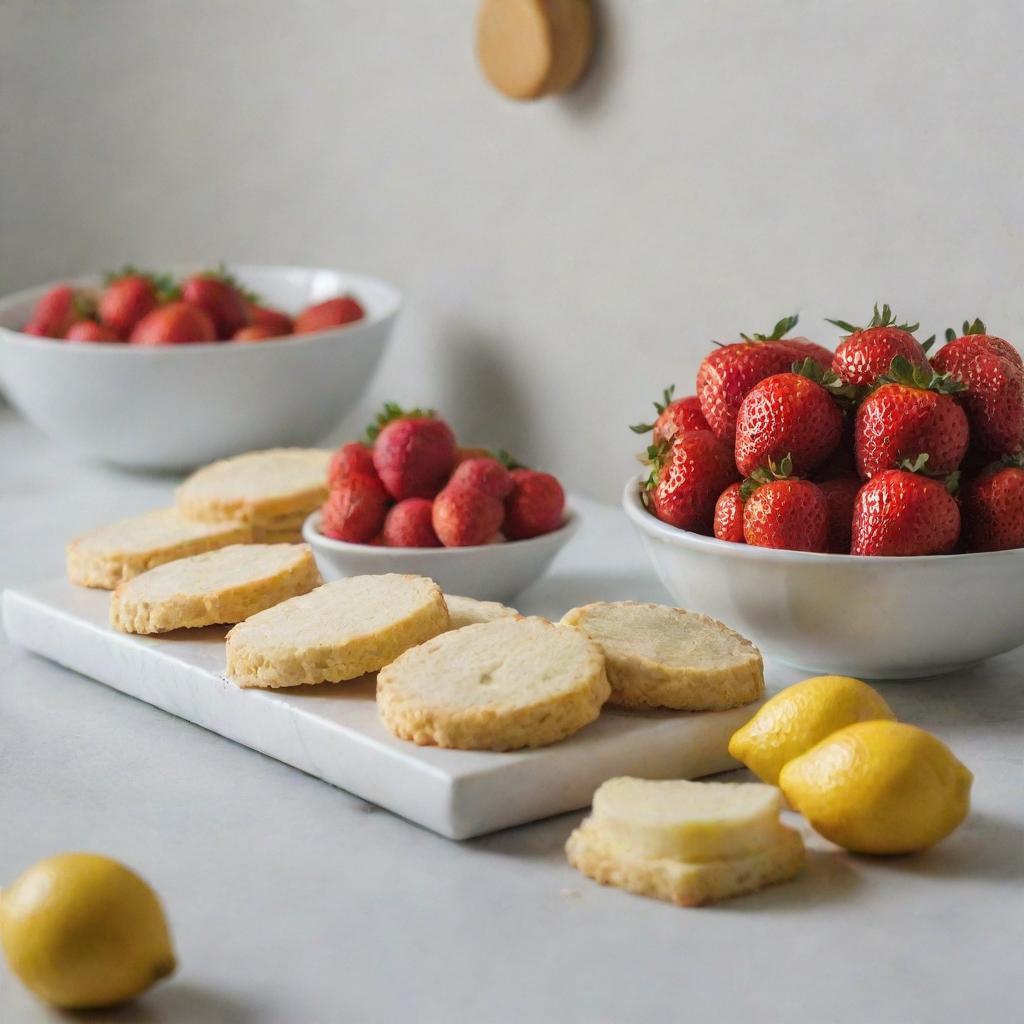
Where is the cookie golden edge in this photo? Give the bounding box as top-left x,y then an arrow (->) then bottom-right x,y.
377,619 -> 611,751
225,579 -> 450,690
565,819 -> 805,907
110,545 -> 322,635
561,602 -> 765,711
66,520 -> 253,590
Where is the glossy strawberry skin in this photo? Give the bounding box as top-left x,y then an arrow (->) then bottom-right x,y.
742,479 -> 829,552
696,342 -> 805,443
320,472 -> 390,543
503,469 -> 565,539
652,396 -> 709,445
851,470 -> 960,556
24,284 -> 86,338
181,276 -> 249,338
854,384 -> 969,479
129,302 -> 217,344
99,275 -> 158,337
713,482 -> 745,543
734,372 -> 843,477
450,458 -> 513,500
819,477 -> 861,554
648,431 -> 739,534
963,465 -> 1024,552
933,333 -> 1022,373
294,296 -> 365,334
372,417 -> 457,501
327,442 -> 377,489
247,304 -> 293,337
831,327 -> 930,387
381,498 -> 441,547
780,337 -> 834,367
433,484 -> 504,547
66,320 -> 122,343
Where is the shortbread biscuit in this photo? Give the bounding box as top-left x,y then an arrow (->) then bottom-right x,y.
111,544 -> 320,634
176,448 -> 331,525
377,617 -> 610,750
561,602 -> 763,711
443,594 -> 519,630
67,508 -> 252,589
226,574 -> 448,689
566,817 -> 804,907
566,777 -> 804,906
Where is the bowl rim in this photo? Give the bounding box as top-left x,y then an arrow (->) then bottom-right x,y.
0,264 -> 402,353
303,507 -> 579,555
622,474 -> 1022,565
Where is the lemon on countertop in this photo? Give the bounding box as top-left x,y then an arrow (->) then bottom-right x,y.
728,674 -> 895,784
0,852 -> 176,1009
779,720 -> 973,855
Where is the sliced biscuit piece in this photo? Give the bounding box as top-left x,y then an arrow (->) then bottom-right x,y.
377,617 -> 610,751
226,574 -> 448,689
176,448 -> 331,525
111,544 -> 320,634
67,508 -> 252,589
566,777 -> 804,906
561,602 -> 763,711
443,594 -> 519,631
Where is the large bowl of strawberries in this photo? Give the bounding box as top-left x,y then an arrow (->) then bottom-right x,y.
304,404 -> 576,602
625,309 -> 1024,678
0,265 -> 400,470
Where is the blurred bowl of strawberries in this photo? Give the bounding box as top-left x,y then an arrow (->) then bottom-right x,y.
624,309 -> 1024,679
303,404 -> 577,602
0,264 -> 400,470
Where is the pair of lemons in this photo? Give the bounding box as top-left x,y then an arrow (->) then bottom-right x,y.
729,675 -> 972,854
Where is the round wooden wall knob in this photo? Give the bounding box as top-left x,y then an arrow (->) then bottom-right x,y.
477,0 -> 595,100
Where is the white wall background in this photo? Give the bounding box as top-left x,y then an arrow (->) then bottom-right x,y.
2,0 -> 1023,499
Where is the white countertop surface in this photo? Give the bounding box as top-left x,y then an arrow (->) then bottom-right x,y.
1,409 -> 1021,1024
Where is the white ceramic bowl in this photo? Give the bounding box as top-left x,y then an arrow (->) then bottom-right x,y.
623,477 -> 1024,678
0,265 -> 400,471
303,510 -> 579,603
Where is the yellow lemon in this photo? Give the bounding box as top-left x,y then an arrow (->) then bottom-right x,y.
0,853 -> 175,1009
779,720 -> 973,855
728,675 -> 895,784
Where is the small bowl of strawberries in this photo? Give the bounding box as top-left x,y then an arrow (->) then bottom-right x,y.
0,264 -> 400,470
625,309 -> 1024,678
304,404 -> 576,602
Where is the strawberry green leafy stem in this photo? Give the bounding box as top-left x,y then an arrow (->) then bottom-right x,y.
944,318 -> 987,344
740,453 -> 796,502
827,303 -> 919,336
102,264 -> 181,302
497,449 -> 524,471
792,357 -> 864,405
896,453 -> 960,494
198,263 -> 261,305
363,402 -> 436,442
877,355 -> 966,395
739,313 -> 799,343
630,384 -> 677,434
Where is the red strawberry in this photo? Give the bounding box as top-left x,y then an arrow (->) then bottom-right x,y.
854,357 -> 969,479
933,319 -> 1022,371
734,363 -> 846,477
381,498 -> 441,547
851,458 -> 961,556
247,303 -> 293,337
294,296 -> 365,334
99,269 -> 166,337
320,472 -> 390,543
24,284 -> 95,338
327,442 -> 377,489
819,477 -> 861,554
644,431 -> 738,534
449,457 -> 513,500
631,385 -> 709,445
741,457 -> 829,552
182,268 -> 250,338
829,304 -> 932,387
503,468 -> 566,539
932,321 -> 1024,465
433,484 -> 504,547
129,302 -> 217,345
779,336 -> 834,367
713,482 -> 745,543
697,314 -> 826,443
963,454 -> 1024,552
66,320 -> 123,343
368,404 -> 457,500
233,325 -> 280,342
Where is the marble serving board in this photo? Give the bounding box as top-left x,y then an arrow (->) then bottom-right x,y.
3,579 -> 758,840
